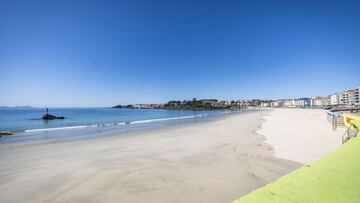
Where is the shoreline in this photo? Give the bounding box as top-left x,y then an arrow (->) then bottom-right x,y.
0,109 -> 257,145
0,109 -> 300,203
0,110 -> 253,147
0,108 -> 244,133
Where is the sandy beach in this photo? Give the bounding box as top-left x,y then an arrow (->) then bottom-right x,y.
259,109 -> 344,164
0,109 -> 343,203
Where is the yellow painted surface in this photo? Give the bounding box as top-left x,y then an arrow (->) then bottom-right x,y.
343,113 -> 360,129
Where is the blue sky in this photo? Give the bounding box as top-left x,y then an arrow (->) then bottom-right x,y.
0,0 -> 359,107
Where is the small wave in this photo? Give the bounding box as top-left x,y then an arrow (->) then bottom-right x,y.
22,114 -> 207,133
130,115 -> 204,124
24,122 -> 127,133
25,125 -> 89,132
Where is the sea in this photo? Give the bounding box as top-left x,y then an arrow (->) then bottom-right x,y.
0,107 -> 248,143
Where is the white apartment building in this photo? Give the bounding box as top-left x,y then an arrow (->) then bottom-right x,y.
295,99 -> 305,107
271,101 -> 279,107
312,97 -> 324,107
260,101 -> 271,107
353,87 -> 360,106
329,93 -> 339,106
321,96 -> 329,106
284,99 -> 296,108
339,90 -> 354,106
325,96 -> 331,106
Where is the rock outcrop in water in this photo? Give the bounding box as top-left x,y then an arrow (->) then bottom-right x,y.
0,131 -> 13,137
42,108 -> 65,120
42,114 -> 65,120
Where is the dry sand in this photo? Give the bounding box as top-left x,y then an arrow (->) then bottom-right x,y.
0,110 -> 300,203
258,108 -> 344,164
0,109 -> 343,203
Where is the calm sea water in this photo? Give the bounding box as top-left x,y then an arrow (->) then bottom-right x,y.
0,108 -> 244,143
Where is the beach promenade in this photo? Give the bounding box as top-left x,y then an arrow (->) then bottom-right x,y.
0,109 -> 343,203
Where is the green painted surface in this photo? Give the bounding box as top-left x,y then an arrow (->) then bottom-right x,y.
233,132 -> 360,203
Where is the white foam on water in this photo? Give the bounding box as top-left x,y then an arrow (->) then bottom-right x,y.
23,114 -> 208,133
130,115 -> 204,124
25,125 -> 89,132
24,122 -> 127,133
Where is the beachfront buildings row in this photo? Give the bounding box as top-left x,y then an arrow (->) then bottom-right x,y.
260,97 -> 325,108
116,87 -> 360,110
324,87 -> 360,107
329,88 -> 360,107
207,87 -> 360,109
260,87 -> 360,108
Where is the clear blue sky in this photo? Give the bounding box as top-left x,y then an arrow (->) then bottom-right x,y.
0,0 -> 359,107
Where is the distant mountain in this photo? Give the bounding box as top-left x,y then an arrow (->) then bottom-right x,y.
0,106 -> 34,109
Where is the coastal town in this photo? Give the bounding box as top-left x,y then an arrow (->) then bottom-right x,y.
113,86 -> 360,111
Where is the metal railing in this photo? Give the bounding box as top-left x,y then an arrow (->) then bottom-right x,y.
327,113 -> 344,131
342,124 -> 359,143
